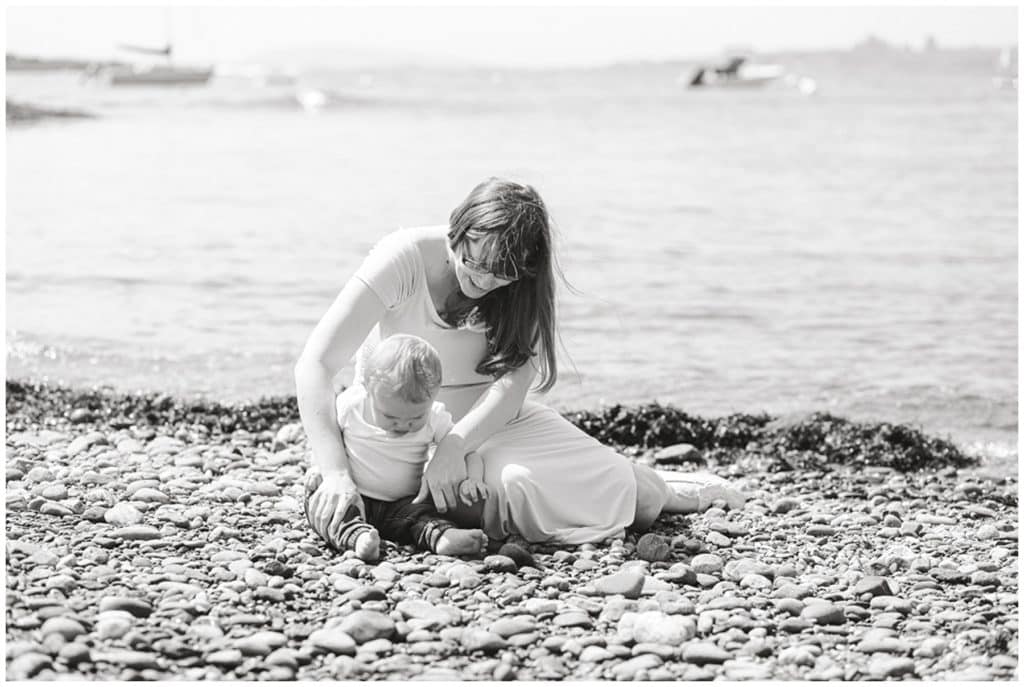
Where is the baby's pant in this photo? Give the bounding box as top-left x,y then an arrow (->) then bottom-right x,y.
326,495 -> 456,553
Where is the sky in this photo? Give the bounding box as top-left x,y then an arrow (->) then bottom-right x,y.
5,3 -> 1019,69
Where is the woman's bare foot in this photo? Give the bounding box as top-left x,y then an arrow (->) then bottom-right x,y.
436,528 -> 488,556
354,528 -> 380,562
657,470 -> 746,513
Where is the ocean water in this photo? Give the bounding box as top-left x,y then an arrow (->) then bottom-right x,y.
6,49 -> 1018,464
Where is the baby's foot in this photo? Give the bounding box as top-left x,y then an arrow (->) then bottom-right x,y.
354,528 -> 380,562
436,528 -> 488,556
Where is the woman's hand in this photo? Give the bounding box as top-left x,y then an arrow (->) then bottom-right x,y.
413,439 -> 468,512
304,469 -> 365,549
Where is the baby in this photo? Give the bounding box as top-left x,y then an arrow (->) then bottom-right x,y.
304,333 -> 488,561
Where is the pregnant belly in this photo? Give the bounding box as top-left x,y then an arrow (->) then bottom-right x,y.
437,383 -> 490,423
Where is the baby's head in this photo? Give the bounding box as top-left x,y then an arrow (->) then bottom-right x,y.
363,334 -> 442,437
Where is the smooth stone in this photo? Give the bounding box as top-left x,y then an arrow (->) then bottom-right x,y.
774,598 -> 805,616
308,628 -> 357,655
779,618 -> 813,633
92,649 -> 161,669
682,641 -> 733,665
96,611 -> 134,639
858,637 -> 910,654
8,652 -> 53,678
234,630 -> 287,656
636,534 -> 672,562
853,575 -> 893,597
806,525 -> 837,537
691,554 -> 724,575
553,611 -> 592,628
204,648 -> 244,668
522,599 -> 559,615
489,616 -> 537,638
914,637 -> 948,658
39,616 -> 86,641
801,602 -> 846,626
460,628 -> 509,653
483,555 -> 518,573
579,645 -> 614,663
739,573 -> 772,589
773,497 -> 800,513
104,502 -> 145,526
265,647 -> 299,668
652,443 -> 701,463
40,502 -> 74,517
58,642 -> 91,666
611,654 -> 662,680
131,487 -> 169,503
660,563 -> 698,586
724,558 -> 774,581
338,610 -> 395,643
497,543 -> 536,569
110,526 -> 161,541
99,597 -> 153,618
619,611 -> 696,644
868,656 -> 916,679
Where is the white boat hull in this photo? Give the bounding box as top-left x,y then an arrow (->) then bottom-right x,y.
107,65 -> 213,86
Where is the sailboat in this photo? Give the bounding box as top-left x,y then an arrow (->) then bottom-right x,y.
103,42 -> 213,86
93,9 -> 214,87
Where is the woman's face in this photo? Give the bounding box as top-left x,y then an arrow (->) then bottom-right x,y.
448,235 -> 518,298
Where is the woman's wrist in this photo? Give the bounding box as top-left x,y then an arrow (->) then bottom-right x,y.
437,432 -> 468,454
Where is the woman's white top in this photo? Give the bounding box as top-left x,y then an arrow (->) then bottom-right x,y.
353,226 -> 494,390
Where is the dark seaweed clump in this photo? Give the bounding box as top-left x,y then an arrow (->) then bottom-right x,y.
6,381 -> 976,472
6,380 -> 299,443
564,403 -> 975,473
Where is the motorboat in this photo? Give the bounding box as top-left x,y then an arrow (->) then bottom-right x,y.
686,55 -> 785,88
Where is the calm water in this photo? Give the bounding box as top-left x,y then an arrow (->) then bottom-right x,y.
6,50 -> 1018,463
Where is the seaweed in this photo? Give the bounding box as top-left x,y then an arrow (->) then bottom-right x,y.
564,404 -> 975,473
5,380 -> 979,472
6,379 -> 299,442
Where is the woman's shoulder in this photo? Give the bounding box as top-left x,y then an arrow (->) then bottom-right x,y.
370,225 -> 446,263
381,225 -> 446,245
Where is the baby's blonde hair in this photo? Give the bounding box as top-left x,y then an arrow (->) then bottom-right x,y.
364,334 -> 442,403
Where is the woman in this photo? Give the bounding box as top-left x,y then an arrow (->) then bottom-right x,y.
297,177 -> 744,549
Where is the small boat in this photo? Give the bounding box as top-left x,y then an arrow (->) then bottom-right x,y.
687,55 -> 785,89
105,63 -> 213,86
992,46 -> 1017,91
90,38 -> 213,87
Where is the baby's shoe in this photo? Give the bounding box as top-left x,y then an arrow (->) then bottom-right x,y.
303,468 -> 368,552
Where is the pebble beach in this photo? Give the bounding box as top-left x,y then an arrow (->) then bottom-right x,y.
5,381 -> 1018,681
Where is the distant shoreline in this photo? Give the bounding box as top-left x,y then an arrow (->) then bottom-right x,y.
7,98 -> 95,124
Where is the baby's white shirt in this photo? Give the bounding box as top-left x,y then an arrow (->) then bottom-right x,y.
336,384 -> 454,501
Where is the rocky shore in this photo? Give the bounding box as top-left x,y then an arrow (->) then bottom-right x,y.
6,380 -> 1018,680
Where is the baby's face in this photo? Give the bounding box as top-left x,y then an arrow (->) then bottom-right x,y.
367,385 -> 434,437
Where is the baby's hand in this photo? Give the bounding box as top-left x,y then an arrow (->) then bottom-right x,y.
458,478 -> 489,506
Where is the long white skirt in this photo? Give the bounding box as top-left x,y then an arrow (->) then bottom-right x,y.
474,400 -> 638,544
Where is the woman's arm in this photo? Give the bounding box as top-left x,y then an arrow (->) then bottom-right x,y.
415,357 -> 538,511
295,278 -> 385,475
295,278 -> 385,542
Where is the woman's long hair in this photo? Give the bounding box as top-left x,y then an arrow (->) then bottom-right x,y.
443,178 -> 560,392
